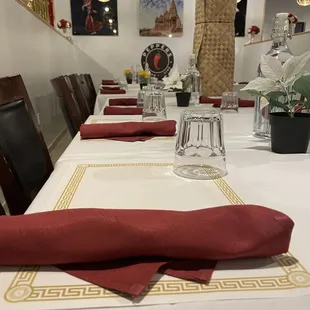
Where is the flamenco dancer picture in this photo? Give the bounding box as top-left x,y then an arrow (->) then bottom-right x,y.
82,0 -> 103,34
70,0 -> 118,36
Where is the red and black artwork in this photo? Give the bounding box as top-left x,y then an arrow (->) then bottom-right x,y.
141,43 -> 175,79
70,0 -> 118,36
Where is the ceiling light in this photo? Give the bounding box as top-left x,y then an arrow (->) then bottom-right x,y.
104,7 -> 110,12
297,0 -> 310,6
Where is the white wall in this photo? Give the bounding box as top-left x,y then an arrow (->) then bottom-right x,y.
242,32 -> 310,82
263,0 -> 310,40
0,0 -> 110,147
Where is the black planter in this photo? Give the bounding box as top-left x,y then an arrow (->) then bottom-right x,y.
176,92 -> 191,107
270,112 -> 310,154
126,78 -> 133,84
140,83 -> 147,90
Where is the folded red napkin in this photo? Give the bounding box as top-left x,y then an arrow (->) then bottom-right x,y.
200,97 -> 255,108
80,120 -> 177,142
0,206 -> 294,296
100,89 -> 126,95
102,80 -> 118,85
104,107 -> 143,115
101,86 -> 121,91
200,96 -> 221,104
109,98 -> 137,106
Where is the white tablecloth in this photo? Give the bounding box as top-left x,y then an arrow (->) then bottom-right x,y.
0,106 -> 309,310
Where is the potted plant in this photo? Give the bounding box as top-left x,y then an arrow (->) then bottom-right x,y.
138,70 -> 150,90
242,51 -> 310,154
248,25 -> 260,44
175,75 -> 191,107
124,69 -> 133,84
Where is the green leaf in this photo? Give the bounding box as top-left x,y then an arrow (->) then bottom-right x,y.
269,98 -> 289,112
245,89 -> 266,98
266,91 -> 286,100
293,75 -> 310,98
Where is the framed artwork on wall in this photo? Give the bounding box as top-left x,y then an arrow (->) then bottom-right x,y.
139,0 -> 184,37
235,0 -> 248,37
70,0 -> 118,36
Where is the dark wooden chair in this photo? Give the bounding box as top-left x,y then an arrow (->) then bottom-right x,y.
69,74 -> 90,122
83,74 -> 97,113
51,76 -> 83,137
0,201 -> 6,216
0,97 -> 54,215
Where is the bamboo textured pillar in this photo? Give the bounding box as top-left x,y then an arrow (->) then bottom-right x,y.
193,0 -> 236,96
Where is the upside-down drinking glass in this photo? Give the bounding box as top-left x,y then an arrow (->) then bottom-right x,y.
173,108 -> 227,180
143,89 -> 167,122
220,92 -> 239,112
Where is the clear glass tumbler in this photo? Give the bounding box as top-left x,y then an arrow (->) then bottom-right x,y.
220,92 -> 239,112
137,87 -> 147,108
143,90 -> 167,122
173,108 -> 227,180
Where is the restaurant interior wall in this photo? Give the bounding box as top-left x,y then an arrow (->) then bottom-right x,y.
0,0 -> 110,148
54,0 -> 266,82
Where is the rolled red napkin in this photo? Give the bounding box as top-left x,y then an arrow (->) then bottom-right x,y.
104,107 -> 143,115
101,86 -> 121,91
80,120 -> 177,142
109,98 -> 137,106
0,206 -> 294,296
102,80 -> 118,85
200,96 -> 221,104
212,99 -> 255,108
100,89 -> 126,95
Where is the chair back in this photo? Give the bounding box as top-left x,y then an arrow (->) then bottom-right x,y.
83,74 -> 97,113
51,77 -> 76,138
51,76 -> 83,136
69,74 -> 90,121
0,201 -> 5,216
0,99 -> 53,215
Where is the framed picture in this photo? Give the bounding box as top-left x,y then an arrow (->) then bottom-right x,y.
70,0 -> 118,36
295,22 -> 306,34
139,0 -> 184,37
235,0 -> 248,37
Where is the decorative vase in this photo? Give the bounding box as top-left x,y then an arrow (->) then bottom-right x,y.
270,112 -> 310,154
140,83 -> 147,90
176,92 -> 191,107
126,78 -> 133,84
249,33 -> 256,44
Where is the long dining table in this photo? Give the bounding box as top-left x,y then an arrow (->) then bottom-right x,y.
0,93 -> 310,310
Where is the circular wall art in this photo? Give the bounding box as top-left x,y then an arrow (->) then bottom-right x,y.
141,43 -> 175,79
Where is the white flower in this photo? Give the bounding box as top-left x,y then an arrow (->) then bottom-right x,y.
163,66 -> 182,90
241,51 -> 310,95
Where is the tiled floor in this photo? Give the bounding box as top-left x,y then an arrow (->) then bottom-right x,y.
0,132 -> 72,215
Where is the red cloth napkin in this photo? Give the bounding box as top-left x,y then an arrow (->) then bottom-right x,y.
104,107 -> 143,115
80,121 -> 177,142
100,89 -> 126,95
0,206 -> 294,297
109,98 -> 137,106
101,86 -> 121,91
102,80 -> 118,85
200,97 -> 255,108
200,96 -> 221,104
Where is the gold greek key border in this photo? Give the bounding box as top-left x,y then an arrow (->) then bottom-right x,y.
4,163 -> 310,303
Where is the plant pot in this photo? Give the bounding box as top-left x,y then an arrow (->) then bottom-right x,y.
126,78 -> 133,84
176,92 -> 191,107
140,83 -> 147,90
270,112 -> 310,154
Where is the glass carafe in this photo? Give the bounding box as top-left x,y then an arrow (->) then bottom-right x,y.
184,54 -> 201,106
253,13 -> 294,139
